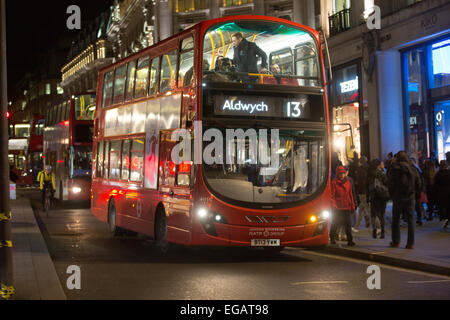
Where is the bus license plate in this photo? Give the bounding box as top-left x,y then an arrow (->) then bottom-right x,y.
251,239 -> 280,247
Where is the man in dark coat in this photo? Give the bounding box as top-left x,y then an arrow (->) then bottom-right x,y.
232,32 -> 267,83
388,151 -> 421,249
434,160 -> 450,229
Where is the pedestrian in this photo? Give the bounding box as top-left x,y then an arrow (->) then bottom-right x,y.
410,157 -> 425,226
354,156 -> 371,229
385,152 -> 394,174
348,151 -> 359,180
434,160 -> 450,229
347,170 -> 360,231
232,32 -> 268,83
388,151 -> 420,249
423,160 -> 437,221
367,159 -> 389,239
331,151 -> 343,179
330,166 -> 356,246
428,151 -> 439,169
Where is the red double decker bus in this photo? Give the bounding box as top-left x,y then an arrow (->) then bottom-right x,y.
92,16 -> 331,252
8,121 -> 32,186
26,114 -> 45,184
44,93 -> 95,201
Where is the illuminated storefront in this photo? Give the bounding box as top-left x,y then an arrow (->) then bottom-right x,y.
403,36 -> 450,163
330,62 -> 369,165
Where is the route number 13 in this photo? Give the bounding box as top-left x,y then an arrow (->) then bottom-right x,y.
287,102 -> 302,118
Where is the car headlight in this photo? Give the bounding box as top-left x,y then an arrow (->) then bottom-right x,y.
72,187 -> 81,194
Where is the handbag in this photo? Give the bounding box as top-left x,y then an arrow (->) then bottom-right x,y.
374,177 -> 390,199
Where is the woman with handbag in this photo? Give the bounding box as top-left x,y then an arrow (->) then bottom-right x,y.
368,159 -> 390,239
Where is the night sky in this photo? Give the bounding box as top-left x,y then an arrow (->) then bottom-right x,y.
5,1 -> 112,98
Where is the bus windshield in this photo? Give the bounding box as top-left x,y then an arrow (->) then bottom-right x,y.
71,146 -> 92,178
202,20 -> 320,87
203,128 -> 327,205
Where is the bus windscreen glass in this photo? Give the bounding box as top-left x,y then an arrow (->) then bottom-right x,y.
202,21 -> 320,87
203,129 -> 327,204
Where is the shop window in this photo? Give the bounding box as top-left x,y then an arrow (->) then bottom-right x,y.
175,0 -> 208,12
403,48 -> 428,161
430,39 -> 450,89
331,64 -> 361,165
434,100 -> 450,162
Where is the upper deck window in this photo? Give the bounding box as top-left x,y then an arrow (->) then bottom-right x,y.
160,50 -> 178,93
135,56 -> 150,99
125,60 -> 137,101
113,65 -> 127,105
179,36 -> 195,87
75,94 -> 96,121
202,21 -> 320,87
102,71 -> 114,108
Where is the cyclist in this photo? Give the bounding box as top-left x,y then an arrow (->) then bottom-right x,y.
38,165 -> 56,209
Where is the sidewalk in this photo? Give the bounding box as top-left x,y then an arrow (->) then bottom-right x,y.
11,197 -> 66,300
320,202 -> 450,276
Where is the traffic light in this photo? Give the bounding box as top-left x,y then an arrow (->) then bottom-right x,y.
5,111 -> 10,118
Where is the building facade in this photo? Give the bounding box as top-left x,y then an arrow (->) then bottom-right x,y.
60,10 -> 114,96
324,0 -> 450,164
62,0 -> 450,164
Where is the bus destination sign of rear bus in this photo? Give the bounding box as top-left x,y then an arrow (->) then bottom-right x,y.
214,95 -> 310,119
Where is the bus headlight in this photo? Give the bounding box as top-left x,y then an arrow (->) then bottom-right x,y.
197,208 -> 208,220
321,210 -> 330,220
72,187 -> 82,194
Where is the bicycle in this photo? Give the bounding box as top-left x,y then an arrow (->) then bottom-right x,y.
43,184 -> 54,217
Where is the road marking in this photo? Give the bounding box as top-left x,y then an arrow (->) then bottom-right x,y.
407,280 -> 450,284
291,249 -> 450,280
291,281 -> 349,286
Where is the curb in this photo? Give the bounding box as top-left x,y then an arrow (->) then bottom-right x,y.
312,245 -> 450,277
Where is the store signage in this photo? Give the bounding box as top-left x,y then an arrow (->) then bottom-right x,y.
214,95 -> 310,119
436,111 -> 443,126
339,77 -> 359,93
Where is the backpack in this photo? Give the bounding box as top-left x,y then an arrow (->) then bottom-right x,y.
396,165 -> 414,198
